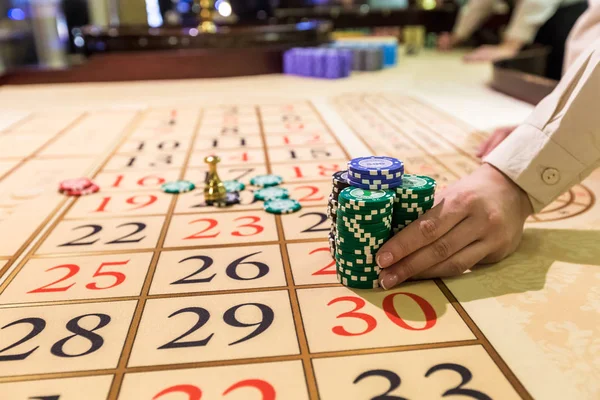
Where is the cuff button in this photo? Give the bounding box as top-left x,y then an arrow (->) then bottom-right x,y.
542,168 -> 560,185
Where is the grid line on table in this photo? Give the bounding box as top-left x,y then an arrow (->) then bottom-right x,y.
0,111 -> 139,284
360,94 -> 462,179
0,112 -> 87,182
0,113 -> 90,277
375,94 -> 480,163
106,108 -> 204,400
0,338 -> 486,385
257,103 -> 320,399
0,113 -> 33,135
0,111 -> 146,293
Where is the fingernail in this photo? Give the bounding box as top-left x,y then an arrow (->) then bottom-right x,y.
377,252 -> 394,268
380,272 -> 399,290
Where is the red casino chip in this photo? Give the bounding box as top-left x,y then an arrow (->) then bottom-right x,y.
59,177 -> 93,193
63,183 -> 100,197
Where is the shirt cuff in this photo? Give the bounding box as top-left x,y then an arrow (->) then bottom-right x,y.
503,23 -> 538,44
483,123 -> 587,213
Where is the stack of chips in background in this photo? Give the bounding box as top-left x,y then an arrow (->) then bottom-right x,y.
335,187 -> 394,289
392,175 -> 436,234
331,38 -> 398,70
283,47 -> 352,79
328,171 -> 351,257
282,37 -> 399,79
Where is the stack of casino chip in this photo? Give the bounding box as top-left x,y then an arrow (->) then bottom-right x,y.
392,174 -> 436,233
328,171 -> 351,256
335,187 -> 394,289
330,40 -> 398,70
347,156 -> 404,190
283,47 -> 352,79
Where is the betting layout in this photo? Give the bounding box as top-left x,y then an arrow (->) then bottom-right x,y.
0,101 -> 527,399
0,109 -> 139,276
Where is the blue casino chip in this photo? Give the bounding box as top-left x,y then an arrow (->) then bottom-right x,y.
348,156 -> 404,175
347,169 -> 403,182
347,177 -> 402,190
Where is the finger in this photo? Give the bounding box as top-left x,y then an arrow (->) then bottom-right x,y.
408,240 -> 492,281
464,49 -> 486,63
481,131 -> 509,157
476,135 -> 495,157
378,218 -> 482,289
376,197 -> 469,269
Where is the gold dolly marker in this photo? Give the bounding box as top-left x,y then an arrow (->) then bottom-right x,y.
204,155 -> 227,204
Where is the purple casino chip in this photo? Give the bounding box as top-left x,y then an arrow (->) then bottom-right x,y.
339,49 -> 353,77
325,49 -> 342,79
314,49 -> 327,78
283,49 -> 295,75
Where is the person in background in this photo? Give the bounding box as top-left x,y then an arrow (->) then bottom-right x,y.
376,1 -> 599,290
478,0 -> 600,158
439,0 -> 588,80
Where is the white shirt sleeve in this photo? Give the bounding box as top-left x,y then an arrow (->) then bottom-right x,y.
452,0 -> 498,42
484,33 -> 600,212
503,0 -> 569,43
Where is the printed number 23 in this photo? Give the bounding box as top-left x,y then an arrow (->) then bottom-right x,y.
184,217 -> 264,240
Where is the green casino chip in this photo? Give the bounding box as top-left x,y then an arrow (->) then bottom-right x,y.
338,218 -> 391,230
338,203 -> 393,215
337,227 -> 391,240
340,213 -> 391,224
251,174 -> 283,187
336,225 -> 391,239
339,187 -> 395,209
161,180 -> 196,194
337,274 -> 380,289
223,180 -> 245,192
337,262 -> 380,274
395,200 -> 434,210
335,253 -> 377,267
254,186 -> 289,201
336,236 -> 386,248
337,267 -> 380,279
264,199 -> 301,214
395,174 -> 436,195
335,242 -> 379,256
335,238 -> 383,253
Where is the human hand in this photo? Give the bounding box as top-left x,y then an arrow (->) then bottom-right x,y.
376,163 -> 533,290
437,32 -> 455,51
463,40 -> 522,63
476,125 -> 517,158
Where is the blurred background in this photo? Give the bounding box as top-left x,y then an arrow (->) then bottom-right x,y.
0,0 -> 510,82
